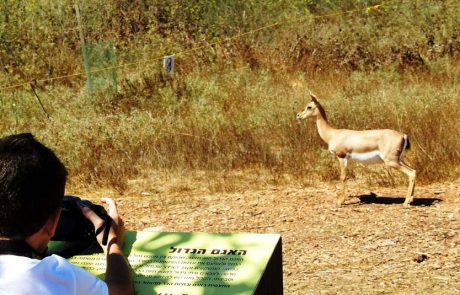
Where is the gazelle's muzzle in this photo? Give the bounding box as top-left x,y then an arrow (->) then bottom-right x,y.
296,112 -> 306,120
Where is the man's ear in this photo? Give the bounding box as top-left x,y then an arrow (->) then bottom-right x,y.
25,208 -> 62,253
45,208 -> 62,238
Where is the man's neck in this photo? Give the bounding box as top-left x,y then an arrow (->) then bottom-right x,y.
0,239 -> 47,259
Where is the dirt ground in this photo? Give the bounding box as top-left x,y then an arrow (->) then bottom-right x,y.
84,174 -> 460,294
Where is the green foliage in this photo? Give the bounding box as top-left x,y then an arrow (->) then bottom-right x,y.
1,0 -> 459,86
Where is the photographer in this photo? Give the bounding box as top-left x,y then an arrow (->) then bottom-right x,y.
0,133 -> 134,295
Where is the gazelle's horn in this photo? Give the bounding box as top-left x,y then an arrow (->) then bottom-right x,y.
309,90 -> 319,103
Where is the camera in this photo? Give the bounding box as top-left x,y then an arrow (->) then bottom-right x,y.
50,196 -> 111,258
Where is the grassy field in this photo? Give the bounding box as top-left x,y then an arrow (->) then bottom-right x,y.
0,0 -> 459,192
1,66 -> 459,192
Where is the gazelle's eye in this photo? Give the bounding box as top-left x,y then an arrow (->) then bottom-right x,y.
307,106 -> 312,110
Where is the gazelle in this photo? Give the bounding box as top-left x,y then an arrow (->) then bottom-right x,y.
296,94 -> 416,208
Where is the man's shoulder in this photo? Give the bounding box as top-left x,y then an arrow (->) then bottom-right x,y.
42,254 -> 100,279
43,254 -> 73,265
0,254 -> 108,295
46,255 -> 108,293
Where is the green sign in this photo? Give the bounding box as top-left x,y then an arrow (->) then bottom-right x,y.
66,231 -> 282,295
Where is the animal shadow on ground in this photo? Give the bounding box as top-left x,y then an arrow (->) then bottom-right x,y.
354,193 -> 442,207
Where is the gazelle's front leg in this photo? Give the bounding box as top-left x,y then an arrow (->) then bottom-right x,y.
337,157 -> 348,207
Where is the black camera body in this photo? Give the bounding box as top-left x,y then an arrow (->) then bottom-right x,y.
50,196 -> 109,257
52,195 -> 108,242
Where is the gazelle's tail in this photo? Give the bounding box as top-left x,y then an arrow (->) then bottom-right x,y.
400,134 -> 411,162
404,134 -> 411,150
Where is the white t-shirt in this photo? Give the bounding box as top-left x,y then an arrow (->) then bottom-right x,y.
0,254 -> 108,295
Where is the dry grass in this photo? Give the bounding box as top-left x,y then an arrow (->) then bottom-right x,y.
1,64 -> 459,193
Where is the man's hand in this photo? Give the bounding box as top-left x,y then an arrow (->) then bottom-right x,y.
80,197 -> 124,253
80,197 -> 134,295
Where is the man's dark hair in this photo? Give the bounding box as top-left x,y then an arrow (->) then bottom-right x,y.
0,133 -> 68,239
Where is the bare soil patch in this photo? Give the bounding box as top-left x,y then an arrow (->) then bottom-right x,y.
76,175 -> 460,294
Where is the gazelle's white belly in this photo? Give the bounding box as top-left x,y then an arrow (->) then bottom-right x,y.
347,151 -> 383,165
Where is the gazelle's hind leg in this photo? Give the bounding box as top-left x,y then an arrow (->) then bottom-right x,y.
399,162 -> 416,207
386,160 -> 416,208
337,157 -> 348,207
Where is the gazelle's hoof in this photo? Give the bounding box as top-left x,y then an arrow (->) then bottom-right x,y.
403,203 -> 411,209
